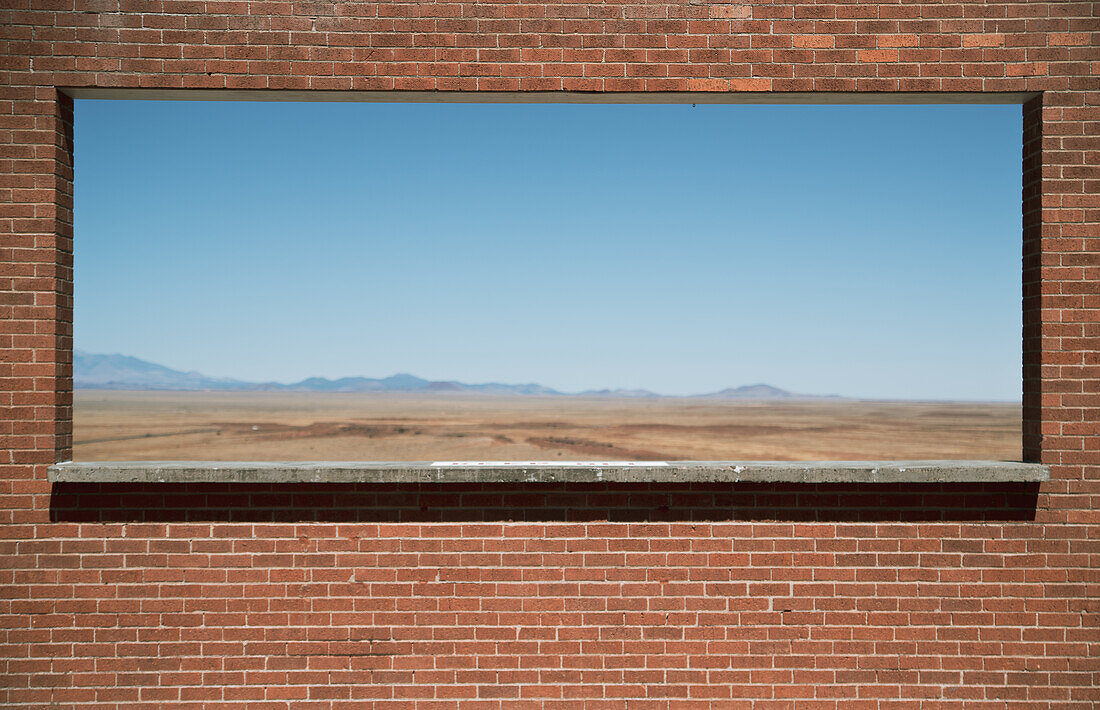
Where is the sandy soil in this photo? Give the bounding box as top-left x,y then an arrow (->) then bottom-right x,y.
72,391 -> 1022,462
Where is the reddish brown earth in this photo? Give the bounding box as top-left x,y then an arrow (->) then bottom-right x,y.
74,391 -> 1022,462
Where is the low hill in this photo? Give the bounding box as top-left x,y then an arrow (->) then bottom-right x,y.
74,351 -> 834,399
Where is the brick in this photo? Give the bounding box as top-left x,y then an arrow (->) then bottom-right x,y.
1,1 -> 1098,707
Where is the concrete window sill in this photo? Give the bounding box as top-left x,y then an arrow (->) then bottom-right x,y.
48,461 -> 1049,484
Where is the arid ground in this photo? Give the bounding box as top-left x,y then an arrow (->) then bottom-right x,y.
73,391 -> 1022,462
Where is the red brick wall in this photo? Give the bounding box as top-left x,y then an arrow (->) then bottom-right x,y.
1,1 -> 1097,707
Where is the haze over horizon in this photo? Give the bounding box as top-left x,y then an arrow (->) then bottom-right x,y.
71,348 -> 1022,403
75,348 -> 844,399
75,101 -> 1022,400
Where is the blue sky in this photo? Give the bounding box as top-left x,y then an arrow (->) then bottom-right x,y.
74,100 -> 1022,400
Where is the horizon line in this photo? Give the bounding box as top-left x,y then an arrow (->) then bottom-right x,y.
74,349 -> 1022,403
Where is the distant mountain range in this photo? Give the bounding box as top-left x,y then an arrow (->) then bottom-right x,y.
73,351 -> 841,400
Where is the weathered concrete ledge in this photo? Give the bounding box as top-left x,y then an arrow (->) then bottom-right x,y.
48,461 -> 1049,484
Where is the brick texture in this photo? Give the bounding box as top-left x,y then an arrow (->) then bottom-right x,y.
1,0 -> 1098,707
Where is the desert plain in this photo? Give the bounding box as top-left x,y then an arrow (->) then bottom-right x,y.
74,390 -> 1022,462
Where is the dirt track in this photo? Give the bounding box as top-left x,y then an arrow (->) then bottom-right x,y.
73,391 -> 1022,462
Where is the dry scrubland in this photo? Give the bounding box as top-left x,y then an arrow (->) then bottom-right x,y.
74,390 -> 1022,462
